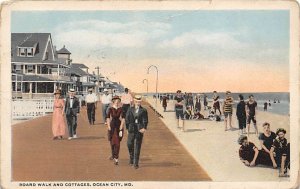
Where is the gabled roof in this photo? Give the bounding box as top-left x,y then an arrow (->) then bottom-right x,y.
11,33 -> 56,63
57,45 -> 71,54
72,63 -> 88,69
66,63 -> 89,76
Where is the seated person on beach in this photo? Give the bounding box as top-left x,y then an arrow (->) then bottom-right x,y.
208,110 -> 215,120
184,106 -> 193,119
193,109 -> 204,120
270,128 -> 290,177
238,135 -> 273,167
259,122 -> 276,158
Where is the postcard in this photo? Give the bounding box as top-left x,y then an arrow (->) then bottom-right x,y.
0,0 -> 299,189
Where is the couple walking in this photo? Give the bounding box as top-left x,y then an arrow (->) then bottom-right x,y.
106,94 -> 148,169
51,89 -> 80,140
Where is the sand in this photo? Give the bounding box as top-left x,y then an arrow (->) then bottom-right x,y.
146,97 -> 290,182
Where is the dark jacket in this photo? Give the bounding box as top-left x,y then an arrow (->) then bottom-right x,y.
125,106 -> 148,133
236,100 -> 246,118
64,96 -> 80,116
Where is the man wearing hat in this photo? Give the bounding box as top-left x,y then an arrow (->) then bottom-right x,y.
64,89 -> 80,140
121,88 -> 133,115
85,88 -> 98,125
100,88 -> 112,125
125,95 -> 148,169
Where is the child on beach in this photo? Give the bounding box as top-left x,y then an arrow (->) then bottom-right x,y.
246,95 -> 258,137
269,128 -> 290,177
236,94 -> 246,135
238,135 -> 272,167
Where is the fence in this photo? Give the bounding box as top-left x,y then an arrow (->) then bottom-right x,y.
12,98 -> 54,120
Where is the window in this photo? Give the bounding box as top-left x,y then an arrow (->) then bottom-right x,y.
19,48 -> 26,57
27,65 -> 35,74
15,65 -> 22,74
27,48 -> 33,57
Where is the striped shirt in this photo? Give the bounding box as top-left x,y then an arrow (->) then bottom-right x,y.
224,96 -> 233,113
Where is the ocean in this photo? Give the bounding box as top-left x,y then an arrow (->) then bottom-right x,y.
141,92 -> 290,116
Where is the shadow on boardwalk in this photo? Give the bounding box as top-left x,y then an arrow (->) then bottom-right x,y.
12,101 -> 211,181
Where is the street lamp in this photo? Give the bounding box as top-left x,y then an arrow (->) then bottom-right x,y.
147,65 -> 158,115
95,66 -> 100,94
142,79 -> 148,97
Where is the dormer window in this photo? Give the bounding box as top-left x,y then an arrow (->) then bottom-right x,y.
27,48 -> 33,57
17,41 -> 38,57
19,48 -> 26,57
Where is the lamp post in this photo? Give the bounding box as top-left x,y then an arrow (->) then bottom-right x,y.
142,79 -> 148,97
95,66 -> 100,94
147,65 -> 158,115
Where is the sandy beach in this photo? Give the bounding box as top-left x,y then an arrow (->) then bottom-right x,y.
146,97 -> 290,181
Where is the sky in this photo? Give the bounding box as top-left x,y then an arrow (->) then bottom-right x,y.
11,10 -> 290,93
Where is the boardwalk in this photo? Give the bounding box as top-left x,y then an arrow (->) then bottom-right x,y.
12,101 -> 211,181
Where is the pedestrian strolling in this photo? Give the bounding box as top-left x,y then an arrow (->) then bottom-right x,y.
85,88 -> 97,125
126,95 -> 148,169
52,89 -> 66,140
106,95 -> 125,165
64,89 -> 80,140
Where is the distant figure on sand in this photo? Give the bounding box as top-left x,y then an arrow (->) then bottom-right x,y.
212,91 -> 222,115
264,101 -> 268,111
64,89 -> 80,140
246,95 -> 258,136
236,94 -> 246,135
195,94 -> 201,112
162,94 -> 169,112
223,91 -> 234,131
174,90 -> 185,132
268,100 -> 271,107
238,135 -> 272,167
203,94 -> 208,110
126,95 -> 148,169
270,128 -> 290,177
106,96 -> 125,165
259,122 -> 276,163
52,89 -> 66,140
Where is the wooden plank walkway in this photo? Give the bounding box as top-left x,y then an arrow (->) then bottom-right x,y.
12,101 -> 211,181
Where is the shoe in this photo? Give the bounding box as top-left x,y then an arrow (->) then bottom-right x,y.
134,164 -> 139,169
114,158 -> 119,165
73,135 -> 78,139
59,136 -> 63,140
129,160 -> 133,166
52,136 -> 58,140
68,137 -> 73,140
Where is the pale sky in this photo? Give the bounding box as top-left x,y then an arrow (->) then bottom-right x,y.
11,11 -> 289,93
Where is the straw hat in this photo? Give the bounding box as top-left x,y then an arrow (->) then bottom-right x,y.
88,88 -> 93,92
54,89 -> 61,95
69,88 -> 75,93
103,88 -> 108,92
134,95 -> 142,102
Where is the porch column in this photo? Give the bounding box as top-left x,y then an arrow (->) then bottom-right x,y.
35,64 -> 38,74
29,82 -> 33,99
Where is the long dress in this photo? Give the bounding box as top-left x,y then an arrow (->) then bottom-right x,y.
107,107 -> 124,159
52,98 -> 66,137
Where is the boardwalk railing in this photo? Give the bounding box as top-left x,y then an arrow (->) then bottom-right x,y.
12,99 -> 54,120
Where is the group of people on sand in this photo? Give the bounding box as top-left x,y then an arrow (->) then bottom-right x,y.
238,123 -> 290,177
51,87 -> 148,169
170,89 -> 290,177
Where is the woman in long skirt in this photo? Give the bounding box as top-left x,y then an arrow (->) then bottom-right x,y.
106,95 -> 125,165
52,89 -> 66,140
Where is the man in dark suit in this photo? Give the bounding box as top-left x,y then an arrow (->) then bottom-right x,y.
64,89 -> 80,140
126,95 -> 148,169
